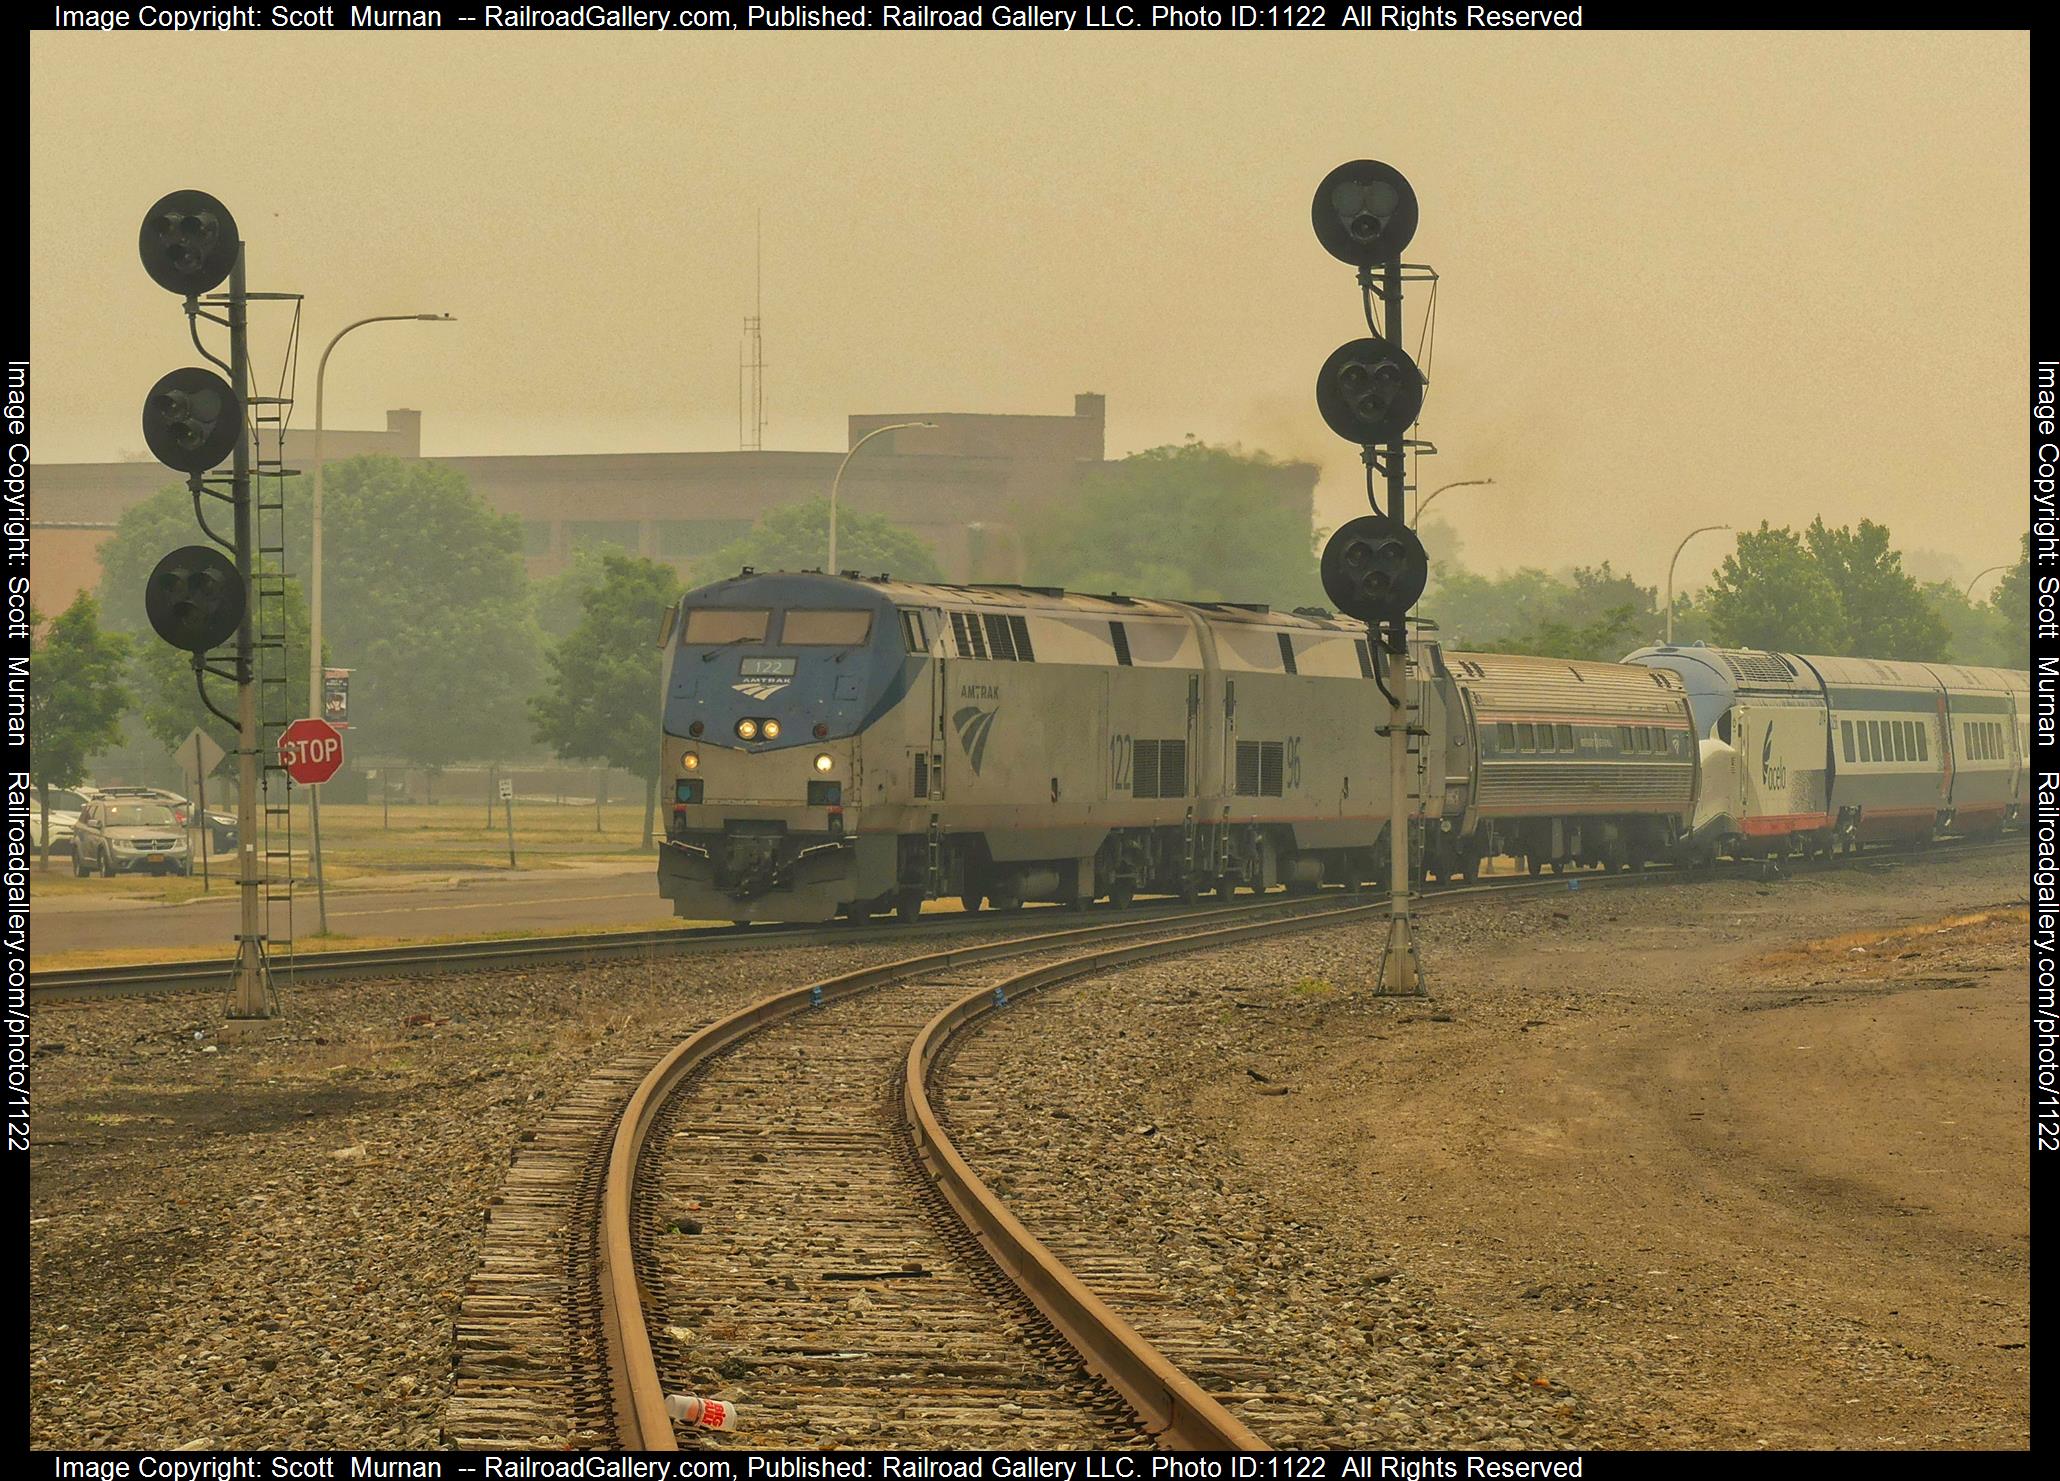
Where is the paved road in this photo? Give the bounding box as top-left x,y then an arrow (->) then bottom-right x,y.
31,863 -> 681,959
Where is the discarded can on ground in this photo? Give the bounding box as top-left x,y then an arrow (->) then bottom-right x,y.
665,1393 -> 738,1432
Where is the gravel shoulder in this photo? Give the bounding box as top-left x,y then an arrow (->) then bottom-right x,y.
940,850 -> 2031,1450
27,939 -> 944,1450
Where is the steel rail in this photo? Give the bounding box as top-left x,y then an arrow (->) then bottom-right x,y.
597,891 -> 1345,1449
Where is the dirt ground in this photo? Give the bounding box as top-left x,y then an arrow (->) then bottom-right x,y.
1190,851 -> 2031,1448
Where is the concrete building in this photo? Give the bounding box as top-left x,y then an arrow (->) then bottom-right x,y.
32,394 -> 1316,611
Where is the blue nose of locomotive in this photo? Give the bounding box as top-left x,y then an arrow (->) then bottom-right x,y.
663,572 -> 912,745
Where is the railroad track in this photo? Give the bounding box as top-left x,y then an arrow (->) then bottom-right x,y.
443,836 -> 2024,1450
33,834 -> 2018,1003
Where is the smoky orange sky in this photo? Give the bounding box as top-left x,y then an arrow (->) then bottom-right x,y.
29,28 -> 2028,591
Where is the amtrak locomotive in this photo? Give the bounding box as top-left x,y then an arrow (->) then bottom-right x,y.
655,572 -> 2027,923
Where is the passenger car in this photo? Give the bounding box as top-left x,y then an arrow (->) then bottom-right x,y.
71,799 -> 192,877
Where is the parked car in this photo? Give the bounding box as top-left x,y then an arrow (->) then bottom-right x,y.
71,799 -> 191,878
29,803 -> 79,855
89,786 -> 192,827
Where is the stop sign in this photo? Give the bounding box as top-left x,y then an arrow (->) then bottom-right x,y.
279,717 -> 345,785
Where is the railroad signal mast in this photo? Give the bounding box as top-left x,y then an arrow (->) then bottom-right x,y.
1309,160 -> 1435,996
136,190 -> 297,1026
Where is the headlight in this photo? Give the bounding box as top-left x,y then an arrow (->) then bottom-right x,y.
736,718 -> 759,741
814,753 -> 834,773
762,719 -> 782,740
681,752 -> 700,772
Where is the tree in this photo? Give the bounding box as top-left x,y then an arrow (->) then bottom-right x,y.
530,553 -> 682,848
321,457 -> 542,774
28,595 -> 131,869
1422,561 -> 1658,661
98,458 -> 542,777
694,500 -> 943,588
1703,523 -> 1849,654
1802,517 -> 1950,661
1920,580 -> 2014,668
1989,534 -> 2031,669
533,546 -> 614,644
1022,441 -> 1322,607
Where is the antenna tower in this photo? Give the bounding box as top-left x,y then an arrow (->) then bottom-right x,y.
739,213 -> 766,450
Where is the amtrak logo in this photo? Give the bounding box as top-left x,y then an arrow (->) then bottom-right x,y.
732,679 -> 790,700
953,704 -> 1000,774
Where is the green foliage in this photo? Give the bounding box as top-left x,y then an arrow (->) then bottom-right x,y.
1802,517 -> 1950,661
1021,442 -> 1321,607
320,457 -> 542,770
29,595 -> 132,863
96,458 -> 538,770
694,499 -> 943,587
1427,562 -> 1659,661
1989,534 -> 2030,669
1920,581 -> 2015,668
532,547 -> 615,645
1702,523 -> 1850,654
530,554 -> 682,846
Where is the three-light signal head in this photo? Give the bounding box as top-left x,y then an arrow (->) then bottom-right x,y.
1319,514 -> 1429,628
1315,336 -> 1426,446
141,367 -> 243,473
138,189 -> 240,296
144,544 -> 245,653
1311,159 -> 1418,267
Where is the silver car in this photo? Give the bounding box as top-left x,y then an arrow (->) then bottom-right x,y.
72,800 -> 191,877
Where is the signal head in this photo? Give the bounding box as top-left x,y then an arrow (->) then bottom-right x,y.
1320,514 -> 1429,626
1315,337 -> 1425,446
144,544 -> 245,653
1311,160 -> 1418,266
138,190 -> 240,296
141,367 -> 243,473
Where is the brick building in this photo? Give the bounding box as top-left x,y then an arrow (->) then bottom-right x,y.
31,395 -> 1317,611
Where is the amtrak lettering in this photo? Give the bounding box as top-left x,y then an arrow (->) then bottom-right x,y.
953,704 -> 1000,774
959,682 -> 1001,700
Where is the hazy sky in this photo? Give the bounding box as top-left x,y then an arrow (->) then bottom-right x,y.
30,29 -> 2028,590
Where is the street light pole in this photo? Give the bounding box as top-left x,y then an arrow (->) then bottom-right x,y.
307,312 -> 453,934
828,421 -> 935,574
1666,524 -> 1731,646
1964,564 -> 2008,601
1412,476 -> 1494,527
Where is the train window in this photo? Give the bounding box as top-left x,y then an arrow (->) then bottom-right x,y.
1556,724 -> 1574,751
1009,615 -> 1036,662
1857,724 -> 1872,762
683,607 -> 769,644
1619,725 -> 1634,751
1891,725 -> 1907,762
1498,722 -> 1516,749
1841,721 -> 1855,764
899,609 -> 929,654
1277,633 -> 1298,675
1110,621 -> 1133,667
1916,725 -> 1928,762
784,609 -> 873,646
1517,723 -> 1536,751
1868,721 -> 1882,760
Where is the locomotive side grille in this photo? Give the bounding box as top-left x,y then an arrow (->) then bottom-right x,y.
1132,738 -> 1188,799
913,752 -> 929,798
1475,760 -> 1694,811
1234,741 -> 1284,797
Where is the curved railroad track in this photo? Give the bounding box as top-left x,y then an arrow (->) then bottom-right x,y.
455,841 -> 2033,1451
